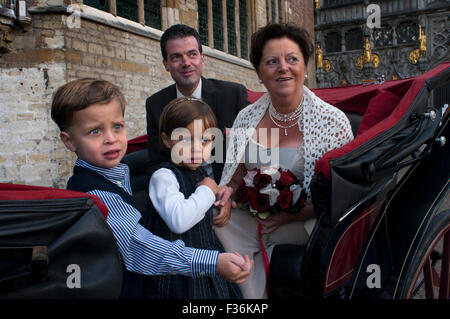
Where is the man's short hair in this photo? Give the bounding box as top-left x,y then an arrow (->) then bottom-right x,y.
160,24 -> 203,60
51,78 -> 126,132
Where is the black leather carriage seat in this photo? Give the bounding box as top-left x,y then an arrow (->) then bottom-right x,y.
345,113 -> 363,137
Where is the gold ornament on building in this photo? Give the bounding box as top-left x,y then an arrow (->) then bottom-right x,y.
371,54 -> 380,68
323,59 -> 331,73
363,37 -> 371,64
409,25 -> 427,64
356,37 -> 380,69
409,48 -> 420,64
316,43 -> 323,69
419,25 -> 427,56
315,0 -> 320,9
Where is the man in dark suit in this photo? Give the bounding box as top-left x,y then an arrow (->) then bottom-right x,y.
146,24 -> 249,184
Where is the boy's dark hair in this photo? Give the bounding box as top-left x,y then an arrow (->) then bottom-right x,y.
159,97 -> 217,149
51,78 -> 126,132
250,23 -> 314,73
160,24 -> 203,61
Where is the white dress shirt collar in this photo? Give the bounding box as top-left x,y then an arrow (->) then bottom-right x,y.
176,78 -> 202,99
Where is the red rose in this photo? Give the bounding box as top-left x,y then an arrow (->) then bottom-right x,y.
250,193 -> 270,212
253,173 -> 272,189
235,184 -> 256,203
276,170 -> 298,188
276,189 -> 293,210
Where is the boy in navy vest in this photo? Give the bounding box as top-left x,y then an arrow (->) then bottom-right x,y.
50,78 -> 252,298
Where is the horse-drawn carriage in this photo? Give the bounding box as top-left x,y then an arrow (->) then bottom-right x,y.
1,62 -> 448,299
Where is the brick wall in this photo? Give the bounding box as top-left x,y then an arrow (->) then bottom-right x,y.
0,6 -> 263,188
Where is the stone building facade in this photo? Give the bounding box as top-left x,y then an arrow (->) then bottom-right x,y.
314,0 -> 450,87
0,0 -> 314,188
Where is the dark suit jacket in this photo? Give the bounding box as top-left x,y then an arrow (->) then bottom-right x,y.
145,77 -> 249,183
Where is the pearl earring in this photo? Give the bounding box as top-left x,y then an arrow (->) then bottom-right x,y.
305,74 -> 308,79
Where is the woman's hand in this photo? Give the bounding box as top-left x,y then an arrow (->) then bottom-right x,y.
257,204 -> 315,234
213,185 -> 237,227
214,199 -> 231,227
257,212 -> 297,234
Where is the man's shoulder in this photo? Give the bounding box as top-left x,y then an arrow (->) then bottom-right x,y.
146,83 -> 176,104
204,78 -> 245,90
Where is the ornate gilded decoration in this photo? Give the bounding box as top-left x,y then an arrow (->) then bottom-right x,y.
316,43 -> 323,68
356,55 -> 365,70
409,48 -> 420,64
363,37 -> 371,63
323,59 -> 331,73
371,54 -> 380,68
315,0 -> 320,9
409,25 -> 427,64
356,38 -> 380,69
419,25 -> 427,56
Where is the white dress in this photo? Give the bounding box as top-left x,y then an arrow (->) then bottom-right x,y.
215,139 -> 310,299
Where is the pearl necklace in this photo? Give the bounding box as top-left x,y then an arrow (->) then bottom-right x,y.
268,95 -> 304,136
269,94 -> 304,122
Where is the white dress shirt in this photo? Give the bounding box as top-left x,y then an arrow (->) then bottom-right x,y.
149,167 -> 216,234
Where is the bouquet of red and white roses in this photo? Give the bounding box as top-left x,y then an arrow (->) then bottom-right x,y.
235,167 -> 306,219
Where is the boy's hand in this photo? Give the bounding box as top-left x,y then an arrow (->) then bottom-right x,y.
217,252 -> 253,284
197,177 -> 219,195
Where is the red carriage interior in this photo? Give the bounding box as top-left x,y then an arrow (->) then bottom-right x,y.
0,183 -> 108,219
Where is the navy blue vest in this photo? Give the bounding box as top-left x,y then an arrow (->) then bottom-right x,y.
67,165 -> 144,299
143,162 -> 242,299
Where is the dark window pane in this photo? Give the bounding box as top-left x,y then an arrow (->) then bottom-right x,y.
212,0 -> 224,51
239,0 -> 248,59
397,21 -> 418,44
278,0 -> 283,22
227,0 -> 237,56
83,0 -> 109,12
325,32 -> 341,52
271,0 -> 276,22
198,0 -> 209,46
345,28 -> 362,51
117,0 -> 138,22
374,26 -> 393,47
324,0 -> 362,7
144,0 -> 161,29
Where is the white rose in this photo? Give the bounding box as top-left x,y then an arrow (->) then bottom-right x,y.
260,166 -> 281,183
260,184 -> 280,206
290,184 -> 302,204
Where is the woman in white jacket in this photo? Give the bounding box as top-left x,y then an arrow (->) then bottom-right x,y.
214,23 -> 354,299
